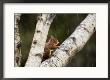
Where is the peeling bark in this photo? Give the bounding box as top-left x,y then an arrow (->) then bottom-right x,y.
40,14 -> 96,67
14,14 -> 22,67
25,14 -> 56,67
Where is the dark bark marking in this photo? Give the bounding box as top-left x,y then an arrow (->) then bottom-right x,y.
37,14 -> 43,22
33,40 -> 37,44
50,14 -> 56,18
40,18 -> 43,21
16,18 -> 20,24
64,49 -> 69,53
80,24 -> 89,33
48,14 -> 56,22
82,27 -> 89,33
16,41 -> 21,49
70,37 -> 76,42
35,54 -> 43,59
16,57 -> 19,64
56,56 -> 60,61
36,30 -> 41,33
53,63 -> 57,67
77,24 -> 89,33
46,22 -> 50,25
94,27 -> 96,32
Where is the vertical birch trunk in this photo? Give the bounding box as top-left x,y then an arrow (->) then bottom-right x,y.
25,14 -> 55,67
40,14 -> 96,67
14,14 -> 22,67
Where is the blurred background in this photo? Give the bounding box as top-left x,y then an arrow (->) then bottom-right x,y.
18,14 -> 96,67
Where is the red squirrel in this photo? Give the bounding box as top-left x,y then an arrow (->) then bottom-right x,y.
43,35 -> 59,61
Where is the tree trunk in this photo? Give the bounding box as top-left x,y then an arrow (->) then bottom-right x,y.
25,14 -> 56,67
14,14 -> 22,67
40,14 -> 96,67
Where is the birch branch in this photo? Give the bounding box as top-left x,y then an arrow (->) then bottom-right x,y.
40,14 -> 96,67
14,14 -> 22,67
25,14 -> 56,67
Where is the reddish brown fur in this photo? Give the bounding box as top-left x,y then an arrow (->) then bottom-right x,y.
43,36 -> 59,61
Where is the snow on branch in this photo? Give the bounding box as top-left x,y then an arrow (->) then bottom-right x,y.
40,14 -> 96,67
25,14 -> 56,67
14,14 -> 22,67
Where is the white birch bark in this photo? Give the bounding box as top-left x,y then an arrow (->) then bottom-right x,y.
40,14 -> 96,67
25,14 -> 55,67
14,14 -> 22,67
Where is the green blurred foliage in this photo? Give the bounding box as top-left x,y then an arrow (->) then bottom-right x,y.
18,14 -> 96,67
